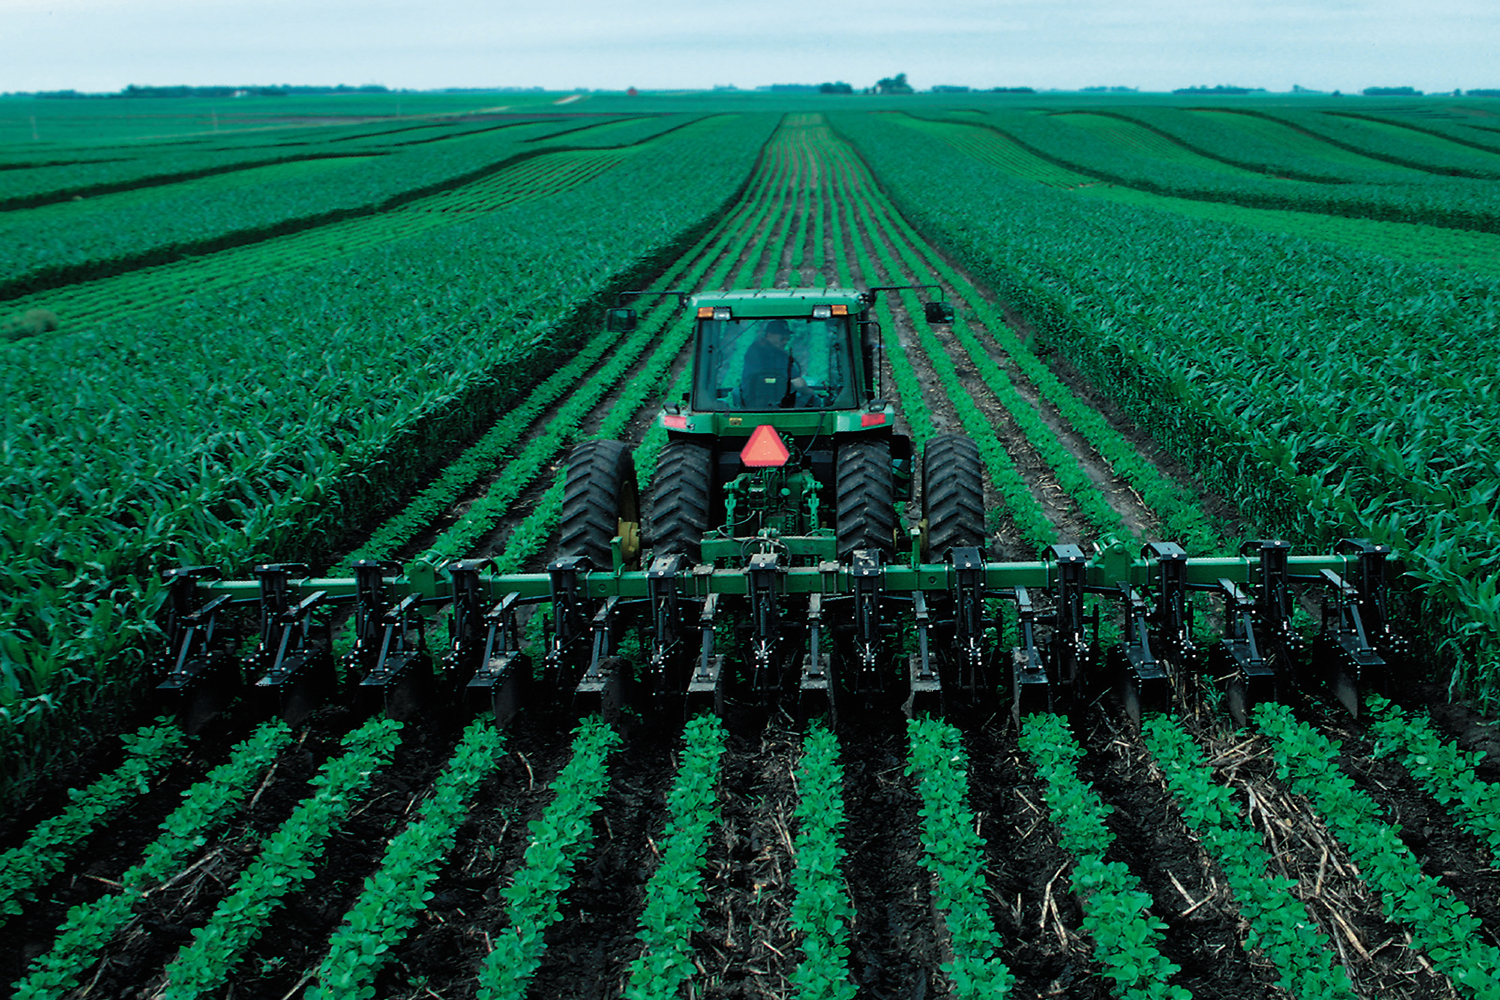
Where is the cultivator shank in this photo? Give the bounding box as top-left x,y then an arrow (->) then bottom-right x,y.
153,536 -> 1406,730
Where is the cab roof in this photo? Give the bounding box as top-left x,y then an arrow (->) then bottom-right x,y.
689,287 -> 865,317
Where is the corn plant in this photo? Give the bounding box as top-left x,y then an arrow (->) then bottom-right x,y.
621,714 -> 727,1000
13,720 -> 292,999
1256,702 -> 1500,998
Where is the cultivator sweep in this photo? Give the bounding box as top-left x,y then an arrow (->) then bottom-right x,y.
155,535 -> 1405,731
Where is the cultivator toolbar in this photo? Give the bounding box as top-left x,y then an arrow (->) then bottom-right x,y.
155,536 -> 1405,731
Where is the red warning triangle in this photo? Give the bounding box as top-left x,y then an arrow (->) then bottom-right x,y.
740,424 -> 790,467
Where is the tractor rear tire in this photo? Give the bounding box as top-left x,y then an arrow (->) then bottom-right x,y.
836,437 -> 897,561
650,440 -> 714,564
559,439 -> 640,570
922,433 -> 986,559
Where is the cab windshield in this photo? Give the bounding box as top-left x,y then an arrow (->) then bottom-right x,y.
692,315 -> 856,411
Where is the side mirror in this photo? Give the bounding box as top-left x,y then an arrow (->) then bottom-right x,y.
606,307 -> 637,333
923,301 -> 955,325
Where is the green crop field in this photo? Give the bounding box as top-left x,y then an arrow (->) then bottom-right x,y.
2,90 -> 1499,1000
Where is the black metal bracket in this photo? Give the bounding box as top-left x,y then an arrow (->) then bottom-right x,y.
1212,578 -> 1275,725
155,566 -> 240,731
1010,585 -> 1050,724
850,549 -> 884,689
747,551 -> 785,694
1048,544 -> 1090,694
250,563 -> 333,726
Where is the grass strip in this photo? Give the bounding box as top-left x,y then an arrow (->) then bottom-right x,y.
1255,701 -> 1500,998
0,721 -> 186,920
159,717 -> 404,1000
621,714 -> 728,999
1018,713 -> 1192,1000
905,717 -> 1015,998
788,723 -> 858,1000
12,720 -> 292,999
307,718 -> 506,1000
1366,694 -> 1500,860
475,716 -> 621,1000
1141,717 -> 1357,999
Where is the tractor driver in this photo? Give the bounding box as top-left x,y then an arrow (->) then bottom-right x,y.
740,318 -> 808,408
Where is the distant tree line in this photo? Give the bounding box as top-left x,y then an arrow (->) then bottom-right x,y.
1173,85 -> 1266,95
22,84 -> 391,99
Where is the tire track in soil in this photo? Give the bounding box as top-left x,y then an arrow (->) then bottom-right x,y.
697,723 -> 801,1000
1192,714 -> 1458,999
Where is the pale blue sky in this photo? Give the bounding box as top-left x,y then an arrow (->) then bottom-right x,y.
5,0 -> 1496,94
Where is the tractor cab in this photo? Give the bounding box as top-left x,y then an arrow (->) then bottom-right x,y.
689,291 -> 863,412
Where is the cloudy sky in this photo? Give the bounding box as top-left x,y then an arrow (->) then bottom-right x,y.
6,0 -> 1496,95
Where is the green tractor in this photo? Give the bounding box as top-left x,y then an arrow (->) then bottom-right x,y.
150,288 -> 1408,734
556,286 -> 988,719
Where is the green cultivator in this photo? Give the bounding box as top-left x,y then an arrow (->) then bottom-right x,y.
155,288 -> 1408,731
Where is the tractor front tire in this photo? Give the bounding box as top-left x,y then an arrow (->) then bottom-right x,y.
836,437 -> 897,561
922,433 -> 986,559
650,441 -> 714,564
559,439 -> 640,570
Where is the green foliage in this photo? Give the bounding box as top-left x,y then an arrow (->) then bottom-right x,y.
0,111 -> 780,813
159,716 -> 403,1000
621,714 -> 727,1000
1366,695 -> 1500,858
307,719 -> 505,1000
475,717 -> 621,1000
12,720 -> 292,999
1018,714 -> 1192,1000
1256,702 -> 1500,996
905,718 -> 1015,998
1141,717 -> 1357,999
787,723 -> 857,1000
0,721 -> 185,920
836,109 -> 1500,706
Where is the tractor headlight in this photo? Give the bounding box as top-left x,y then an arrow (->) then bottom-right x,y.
811,305 -> 832,319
